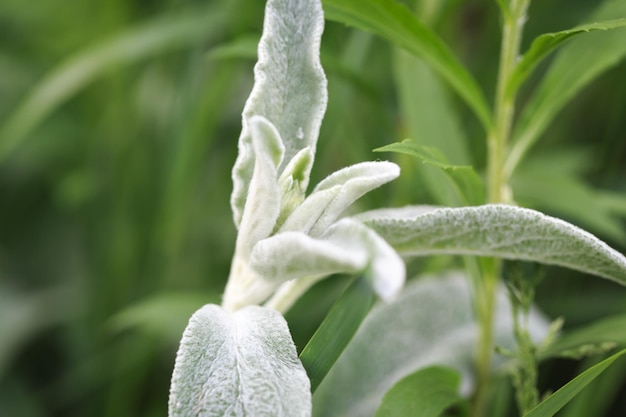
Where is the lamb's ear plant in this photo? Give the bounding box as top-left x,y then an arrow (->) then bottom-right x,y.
168,0 -> 626,416
168,0 -> 404,415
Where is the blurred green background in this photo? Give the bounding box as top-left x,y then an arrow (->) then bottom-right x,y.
1,0 -> 625,416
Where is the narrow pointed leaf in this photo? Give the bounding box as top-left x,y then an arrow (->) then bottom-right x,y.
322,0 -> 492,131
375,139 -> 484,205
506,18 -> 626,99
169,304 -> 311,417
374,366 -> 463,417
507,1 -> 626,176
300,276 -> 376,393
236,116 -> 284,255
362,205 -> 626,286
279,161 -> 400,236
523,349 -> 626,417
231,0 -> 327,225
313,273 -> 549,417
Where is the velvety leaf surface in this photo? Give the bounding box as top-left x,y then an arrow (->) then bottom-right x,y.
251,218 -> 404,302
362,205 -> 626,286
231,0 -> 327,226
279,161 -> 399,236
169,304 -> 311,417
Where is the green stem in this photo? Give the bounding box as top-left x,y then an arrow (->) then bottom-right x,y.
475,1 -> 530,416
487,0 -> 530,205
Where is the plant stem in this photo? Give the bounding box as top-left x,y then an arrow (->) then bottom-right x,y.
474,1 -> 530,416
487,0 -> 530,205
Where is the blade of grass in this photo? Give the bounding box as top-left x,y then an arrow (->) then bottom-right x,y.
523,349 -> 626,417
299,274 -> 376,392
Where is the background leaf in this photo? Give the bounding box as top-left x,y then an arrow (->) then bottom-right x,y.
322,0 -> 492,131
390,48 -> 472,206
507,18 -> 626,99
374,366 -> 463,417
0,4 -> 227,162
313,272 -> 549,417
540,314 -> 626,359
507,0 -> 626,176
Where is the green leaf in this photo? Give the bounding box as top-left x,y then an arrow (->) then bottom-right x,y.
523,349 -> 626,417
313,273 -> 549,417
507,18 -> 626,99
374,366 -> 463,417
322,0 -> 492,131
169,304 -> 311,417
375,139 -> 485,205
540,314 -> 626,360
0,4 -> 227,163
361,205 -> 626,286
300,276 -> 376,393
231,0 -> 327,226
507,1 -> 626,177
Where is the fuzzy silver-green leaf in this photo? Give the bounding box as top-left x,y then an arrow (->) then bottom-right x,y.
231,0 -> 327,226
362,205 -> 626,286
169,304 -> 311,417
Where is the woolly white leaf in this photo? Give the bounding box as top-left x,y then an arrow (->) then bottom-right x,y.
235,116 -> 284,256
313,273 -> 549,417
169,304 -> 311,417
362,204 -> 626,286
280,161 -> 400,236
231,0 -> 327,226
250,231 -> 367,282
323,218 -> 405,302
251,218 -> 405,303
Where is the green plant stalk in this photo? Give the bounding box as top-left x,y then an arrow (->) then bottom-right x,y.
475,1 -> 530,416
